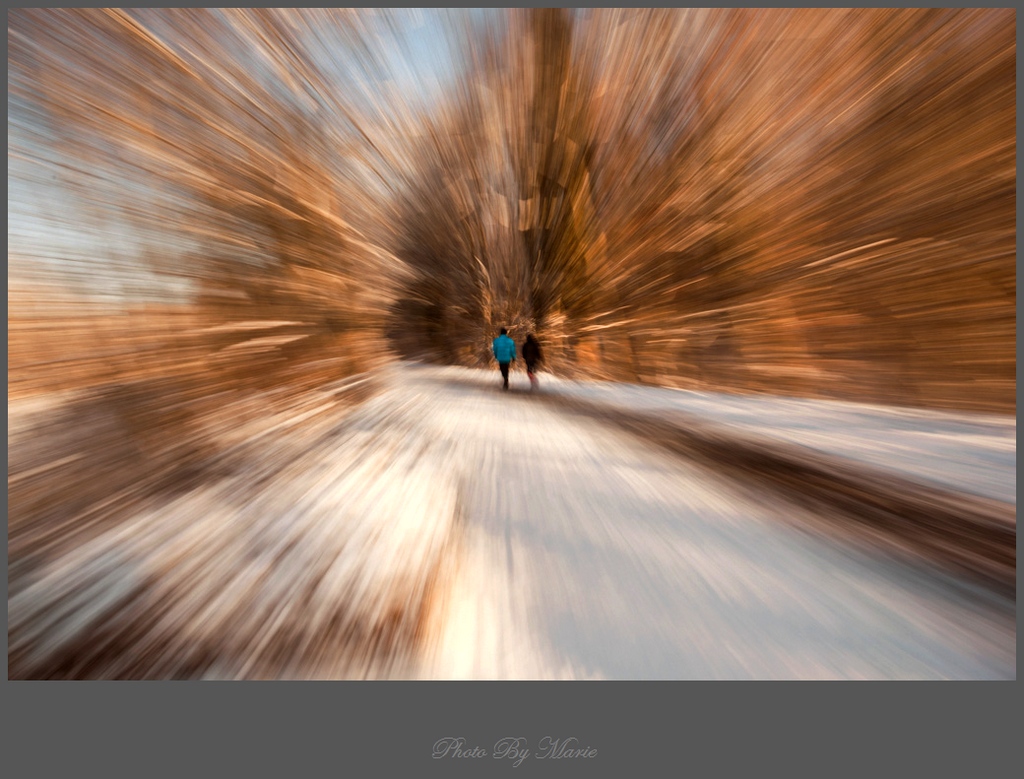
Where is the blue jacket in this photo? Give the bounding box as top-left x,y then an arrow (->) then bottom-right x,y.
492,334 -> 517,363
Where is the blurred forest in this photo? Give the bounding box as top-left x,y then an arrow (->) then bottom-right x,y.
9,8 -> 1016,415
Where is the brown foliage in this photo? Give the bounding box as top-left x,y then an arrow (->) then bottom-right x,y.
9,9 -> 1016,411
390,9 -> 1014,411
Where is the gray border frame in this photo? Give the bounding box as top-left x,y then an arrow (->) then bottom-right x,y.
3,683 -> 1020,776
5,3 -> 1018,778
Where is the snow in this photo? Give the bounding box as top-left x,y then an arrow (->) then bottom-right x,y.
406,364 -> 1014,679
7,362 -> 1016,679
537,370 -> 1016,505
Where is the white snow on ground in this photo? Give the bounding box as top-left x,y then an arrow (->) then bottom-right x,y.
537,370 -> 1016,504
9,381 -> 462,679
404,364 -> 1014,680
7,362 -> 1016,679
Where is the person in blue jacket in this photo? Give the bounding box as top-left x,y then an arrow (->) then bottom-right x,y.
492,327 -> 517,390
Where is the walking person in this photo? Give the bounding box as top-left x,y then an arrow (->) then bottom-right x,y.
492,327 -> 516,390
522,333 -> 542,390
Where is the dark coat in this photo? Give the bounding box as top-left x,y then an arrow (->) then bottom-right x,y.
522,337 -> 542,365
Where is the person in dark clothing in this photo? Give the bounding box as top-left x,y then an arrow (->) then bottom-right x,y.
522,333 -> 542,389
492,327 -> 516,390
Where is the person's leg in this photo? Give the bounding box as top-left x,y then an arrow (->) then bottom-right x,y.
499,362 -> 510,389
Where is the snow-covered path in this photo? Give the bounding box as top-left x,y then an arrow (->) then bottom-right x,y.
404,364 -> 1014,679
538,372 -> 1017,506
8,362 -> 1015,679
